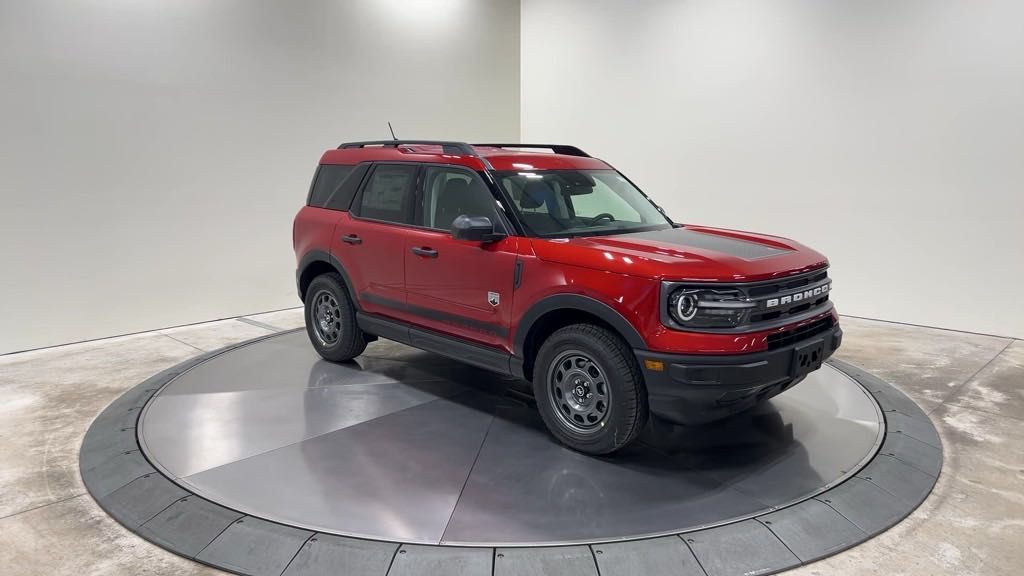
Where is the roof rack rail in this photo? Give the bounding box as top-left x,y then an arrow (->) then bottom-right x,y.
473,143 -> 591,158
338,140 -> 476,156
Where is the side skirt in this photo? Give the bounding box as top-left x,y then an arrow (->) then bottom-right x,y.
356,312 -> 514,376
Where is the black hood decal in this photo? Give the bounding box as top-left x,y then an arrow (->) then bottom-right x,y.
618,228 -> 791,260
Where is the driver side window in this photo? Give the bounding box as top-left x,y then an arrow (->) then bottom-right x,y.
418,167 -> 499,231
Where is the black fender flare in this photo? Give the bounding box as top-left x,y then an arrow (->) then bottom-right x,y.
296,250 -> 359,309
513,294 -> 647,358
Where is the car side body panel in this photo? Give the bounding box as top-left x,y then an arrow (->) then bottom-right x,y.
403,227 -> 520,348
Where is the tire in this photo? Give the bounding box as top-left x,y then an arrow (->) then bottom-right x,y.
304,273 -> 367,362
533,323 -> 648,455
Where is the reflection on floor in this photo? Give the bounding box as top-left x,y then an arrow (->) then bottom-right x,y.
0,311 -> 1020,575
138,331 -> 881,546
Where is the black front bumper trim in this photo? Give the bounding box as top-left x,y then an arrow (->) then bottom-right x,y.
635,325 -> 843,425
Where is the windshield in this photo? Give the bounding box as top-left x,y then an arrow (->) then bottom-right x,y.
494,169 -> 673,237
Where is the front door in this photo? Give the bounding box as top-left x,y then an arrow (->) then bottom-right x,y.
404,165 -> 519,350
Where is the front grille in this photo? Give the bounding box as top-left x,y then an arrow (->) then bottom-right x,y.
745,268 -> 831,324
746,269 -> 828,298
767,317 -> 834,350
749,293 -> 830,323
661,266 -> 833,332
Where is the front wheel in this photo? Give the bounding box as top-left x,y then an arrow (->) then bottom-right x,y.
532,323 -> 648,455
304,273 -> 367,362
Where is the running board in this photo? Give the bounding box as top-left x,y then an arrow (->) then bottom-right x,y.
356,312 -> 514,376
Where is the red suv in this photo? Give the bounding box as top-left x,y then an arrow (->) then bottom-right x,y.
293,140 -> 841,454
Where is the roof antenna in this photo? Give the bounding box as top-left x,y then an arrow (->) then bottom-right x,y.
387,121 -> 398,141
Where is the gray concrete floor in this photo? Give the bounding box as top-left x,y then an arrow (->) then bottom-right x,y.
0,312 -> 1020,575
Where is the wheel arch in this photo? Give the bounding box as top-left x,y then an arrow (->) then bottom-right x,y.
513,294 -> 646,380
296,250 -> 359,309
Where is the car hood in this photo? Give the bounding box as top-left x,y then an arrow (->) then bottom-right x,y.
529,225 -> 828,282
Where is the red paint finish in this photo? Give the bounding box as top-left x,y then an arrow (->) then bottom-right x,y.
528,233 -> 827,284
321,147 -> 487,170
508,241 -> 835,355
404,228 -> 520,348
293,206 -> 338,269
330,213 -> 412,320
295,144 -> 839,360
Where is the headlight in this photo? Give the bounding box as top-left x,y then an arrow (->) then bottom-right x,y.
672,291 -> 699,321
666,287 -> 756,328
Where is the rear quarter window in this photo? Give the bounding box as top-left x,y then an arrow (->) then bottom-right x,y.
307,164 -> 369,210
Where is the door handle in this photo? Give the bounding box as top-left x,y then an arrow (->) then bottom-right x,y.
411,246 -> 438,258
341,234 -> 362,245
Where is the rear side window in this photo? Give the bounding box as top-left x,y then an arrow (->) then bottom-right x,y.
356,164 -> 418,224
307,165 -> 353,208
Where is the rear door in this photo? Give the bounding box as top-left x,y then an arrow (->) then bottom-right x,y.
295,164 -> 358,279
404,165 -> 519,350
333,163 -> 420,322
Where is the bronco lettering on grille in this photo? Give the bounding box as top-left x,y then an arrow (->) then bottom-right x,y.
764,283 -> 830,309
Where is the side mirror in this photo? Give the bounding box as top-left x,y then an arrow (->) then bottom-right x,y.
451,215 -> 504,243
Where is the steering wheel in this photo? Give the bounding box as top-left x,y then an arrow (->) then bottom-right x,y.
585,213 -> 616,226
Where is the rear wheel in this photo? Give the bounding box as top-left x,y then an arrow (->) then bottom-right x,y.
533,323 -> 647,454
304,273 -> 366,362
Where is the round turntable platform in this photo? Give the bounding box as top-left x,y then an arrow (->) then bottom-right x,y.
81,329 -> 942,576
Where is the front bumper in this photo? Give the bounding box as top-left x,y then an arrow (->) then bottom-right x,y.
635,323 -> 843,425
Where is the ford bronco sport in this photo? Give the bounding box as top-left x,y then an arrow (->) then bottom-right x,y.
293,140 -> 841,454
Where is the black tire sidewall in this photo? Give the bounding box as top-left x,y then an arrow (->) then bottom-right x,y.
533,325 -> 646,454
304,274 -> 364,362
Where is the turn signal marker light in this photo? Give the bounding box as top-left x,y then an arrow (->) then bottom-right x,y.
644,359 -> 665,372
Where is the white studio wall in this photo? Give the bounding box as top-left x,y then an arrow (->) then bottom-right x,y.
522,0 -> 1024,338
0,0 -> 520,354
